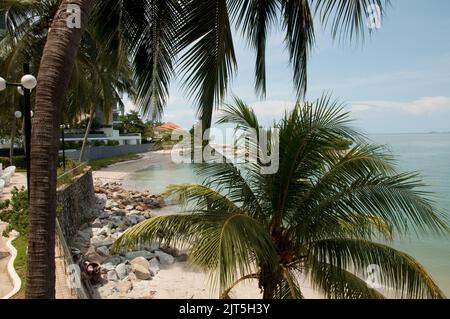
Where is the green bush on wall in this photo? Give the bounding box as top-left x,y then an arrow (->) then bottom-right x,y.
0,155 -> 78,170
0,156 -> 27,169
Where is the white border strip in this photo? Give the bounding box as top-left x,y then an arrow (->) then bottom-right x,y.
1,231 -> 22,299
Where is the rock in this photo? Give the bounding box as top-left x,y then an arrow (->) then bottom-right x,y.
135,204 -> 146,212
160,246 -> 180,257
90,236 -> 113,248
125,250 -> 155,260
112,209 -> 127,217
93,225 -> 110,237
97,246 -> 110,257
115,263 -> 129,280
91,218 -> 103,228
130,257 -> 151,280
77,229 -> 91,243
107,270 -> 119,282
126,215 -> 144,226
85,246 -> 107,264
110,216 -> 125,228
98,211 -> 110,219
143,211 -> 152,219
141,241 -> 159,252
103,256 -> 122,266
101,262 -> 116,273
155,250 -> 175,265
117,280 -> 133,294
176,253 -> 189,262
148,258 -> 160,275
112,192 -> 124,200
128,210 -> 141,216
125,205 -> 134,211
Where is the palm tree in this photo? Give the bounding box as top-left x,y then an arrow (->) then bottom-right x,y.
0,0 -> 134,162
114,96 -> 447,299
3,0 -> 392,298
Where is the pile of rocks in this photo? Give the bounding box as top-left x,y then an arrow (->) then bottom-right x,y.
71,182 -> 185,299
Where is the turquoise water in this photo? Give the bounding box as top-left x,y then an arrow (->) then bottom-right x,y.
123,133 -> 450,296
370,133 -> 450,296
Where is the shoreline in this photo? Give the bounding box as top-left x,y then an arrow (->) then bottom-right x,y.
91,150 -> 322,299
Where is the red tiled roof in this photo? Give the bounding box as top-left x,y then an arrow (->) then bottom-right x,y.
156,122 -> 182,130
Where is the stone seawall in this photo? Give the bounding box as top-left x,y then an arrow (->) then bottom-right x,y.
57,170 -> 100,243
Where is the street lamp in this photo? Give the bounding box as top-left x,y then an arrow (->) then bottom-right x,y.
60,124 -> 70,172
0,63 -> 36,199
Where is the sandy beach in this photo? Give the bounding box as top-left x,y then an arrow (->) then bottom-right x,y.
92,150 -> 322,299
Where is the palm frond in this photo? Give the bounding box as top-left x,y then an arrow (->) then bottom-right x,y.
308,259 -> 385,299
178,0 -> 237,131
309,239 -> 446,299
313,0 -> 390,42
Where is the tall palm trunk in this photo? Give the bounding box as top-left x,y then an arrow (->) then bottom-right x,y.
78,105 -> 95,162
27,0 -> 94,299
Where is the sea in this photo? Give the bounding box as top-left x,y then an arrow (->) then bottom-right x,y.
123,133 -> 450,296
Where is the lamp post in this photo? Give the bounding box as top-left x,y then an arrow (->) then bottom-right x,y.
0,63 -> 37,200
60,124 -> 70,171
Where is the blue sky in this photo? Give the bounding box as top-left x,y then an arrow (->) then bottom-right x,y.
126,0 -> 450,133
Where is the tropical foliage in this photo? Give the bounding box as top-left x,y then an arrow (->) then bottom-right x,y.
0,0 -> 133,125
114,96 -> 447,299
91,0 -> 391,131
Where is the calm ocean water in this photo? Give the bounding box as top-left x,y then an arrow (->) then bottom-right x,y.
123,133 -> 450,296
370,133 -> 450,296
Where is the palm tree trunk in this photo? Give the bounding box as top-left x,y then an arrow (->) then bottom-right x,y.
78,105 -> 95,162
27,0 -> 94,299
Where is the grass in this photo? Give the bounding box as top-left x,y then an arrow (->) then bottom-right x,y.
88,153 -> 143,171
10,235 -> 27,299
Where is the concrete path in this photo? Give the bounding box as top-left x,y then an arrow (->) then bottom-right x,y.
1,172 -> 27,201
0,222 -> 13,298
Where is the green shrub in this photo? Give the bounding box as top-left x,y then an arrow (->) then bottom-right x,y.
106,140 -> 120,146
90,140 -> 106,147
0,156 -> 27,169
0,187 -> 28,236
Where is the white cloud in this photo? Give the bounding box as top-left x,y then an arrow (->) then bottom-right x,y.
350,96 -> 450,114
248,100 -> 296,122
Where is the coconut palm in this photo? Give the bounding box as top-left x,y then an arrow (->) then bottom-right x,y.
4,0 -> 392,297
114,96 -> 447,299
0,0 -> 134,162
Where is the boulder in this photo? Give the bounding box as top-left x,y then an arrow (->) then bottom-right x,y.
148,258 -> 160,275
77,229 -> 91,243
93,225 -> 110,237
101,262 -> 116,273
126,215 -> 144,226
90,236 -> 113,248
103,256 -> 122,266
130,257 -> 151,280
112,209 -> 127,217
107,270 -> 119,282
117,280 -> 133,294
176,253 -> 189,262
85,246 -> 107,264
115,263 -> 129,280
142,211 -> 152,219
96,246 -> 110,257
110,216 -> 125,228
91,219 -> 103,229
125,250 -> 155,260
142,241 -> 159,252
155,250 -> 175,265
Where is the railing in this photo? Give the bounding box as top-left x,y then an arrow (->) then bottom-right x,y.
57,162 -> 89,187
55,219 -> 90,299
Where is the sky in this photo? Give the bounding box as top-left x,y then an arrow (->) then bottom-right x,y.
125,0 -> 450,134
